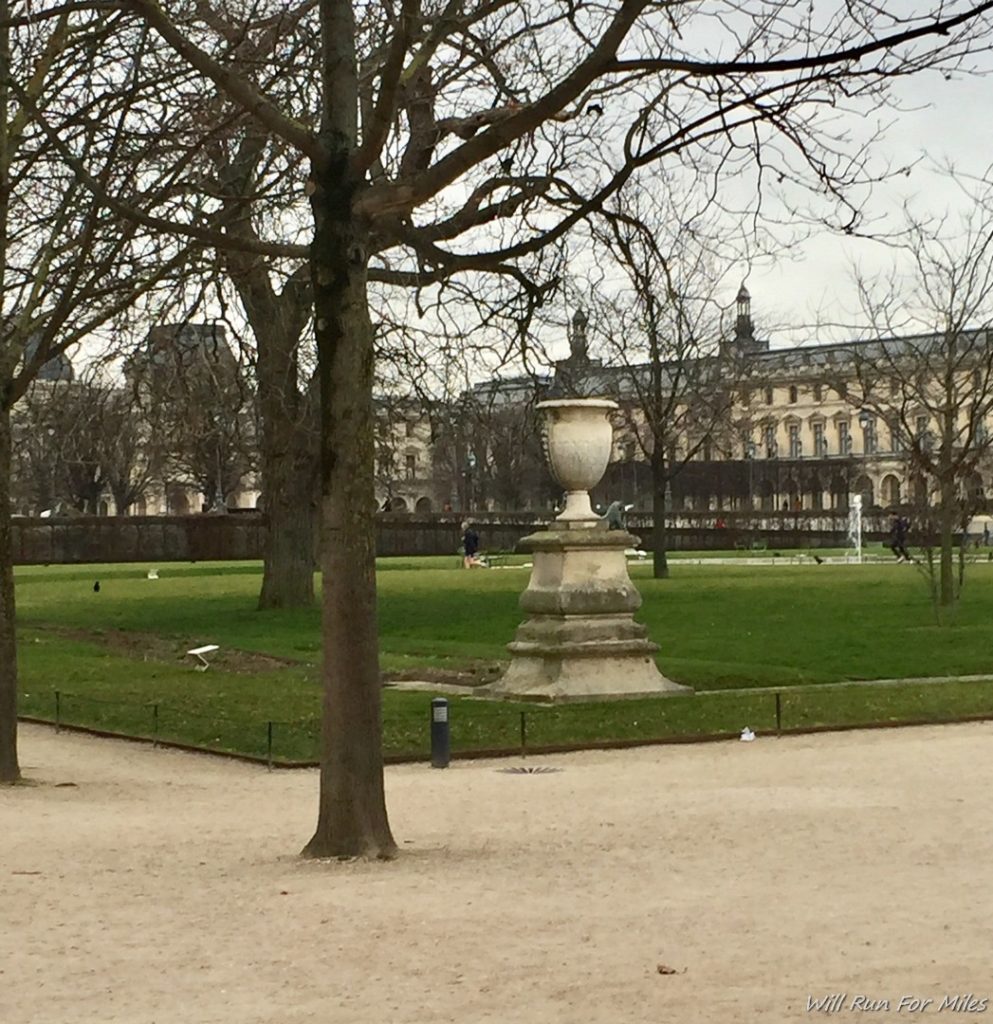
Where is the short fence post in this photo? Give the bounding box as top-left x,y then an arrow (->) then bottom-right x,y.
152,704 -> 159,747
430,698 -> 450,769
55,690 -> 61,733
266,721 -> 273,771
520,711 -> 527,758
775,692 -> 782,735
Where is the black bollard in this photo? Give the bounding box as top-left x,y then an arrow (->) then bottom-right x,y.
430,697 -> 450,769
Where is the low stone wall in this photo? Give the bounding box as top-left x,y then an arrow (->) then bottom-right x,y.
9,510 -> 885,565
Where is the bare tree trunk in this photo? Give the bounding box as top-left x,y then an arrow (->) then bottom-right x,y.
226,234 -> 316,610
301,184 -> 395,859
939,476 -> 956,608
258,441 -> 316,609
651,451 -> 669,579
0,408 -> 20,783
256,327 -> 317,610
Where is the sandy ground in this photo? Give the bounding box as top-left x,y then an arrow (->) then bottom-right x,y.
3,723 -> 993,1024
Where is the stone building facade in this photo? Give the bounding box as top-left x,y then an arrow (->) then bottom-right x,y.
441,290 -> 992,515
15,302 -> 990,519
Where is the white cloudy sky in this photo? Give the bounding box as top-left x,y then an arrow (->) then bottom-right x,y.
533,56 -> 993,370
741,68 -> 993,349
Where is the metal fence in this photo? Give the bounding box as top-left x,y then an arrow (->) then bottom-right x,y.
19,678 -> 993,769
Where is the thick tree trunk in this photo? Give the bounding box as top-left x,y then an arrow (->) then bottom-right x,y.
651,453 -> 669,579
301,181 -> 395,859
227,239 -> 316,610
258,445 -> 316,609
256,326 -> 317,611
0,407 -> 20,783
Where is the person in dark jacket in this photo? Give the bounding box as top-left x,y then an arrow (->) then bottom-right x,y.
889,514 -> 912,562
462,521 -> 481,568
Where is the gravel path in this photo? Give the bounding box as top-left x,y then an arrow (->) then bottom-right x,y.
3,721 -> 991,1023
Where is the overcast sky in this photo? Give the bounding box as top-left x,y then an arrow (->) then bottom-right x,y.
535,59 -> 993,369
743,68 -> 993,349
73,26 -> 993,385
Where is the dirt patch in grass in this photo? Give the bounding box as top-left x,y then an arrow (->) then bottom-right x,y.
27,623 -> 499,684
382,662 -> 503,688
27,624 -> 303,675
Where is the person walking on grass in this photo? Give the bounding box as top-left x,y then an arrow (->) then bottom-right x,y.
462,521 -> 482,568
889,513 -> 912,563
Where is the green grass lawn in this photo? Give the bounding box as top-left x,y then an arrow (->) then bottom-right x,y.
13,557 -> 993,761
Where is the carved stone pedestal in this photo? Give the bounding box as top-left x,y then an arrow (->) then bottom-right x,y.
487,527 -> 691,702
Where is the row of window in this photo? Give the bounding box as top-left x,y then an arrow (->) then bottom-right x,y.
620,416 -> 943,463
752,371 -> 988,408
754,416 -> 941,458
751,381 -> 871,405
378,453 -> 420,479
749,383 -> 829,406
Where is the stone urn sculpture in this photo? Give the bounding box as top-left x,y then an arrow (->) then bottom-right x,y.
488,397 -> 690,701
540,399 -> 616,526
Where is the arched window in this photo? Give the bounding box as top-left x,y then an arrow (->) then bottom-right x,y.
758,479 -> 775,511
784,478 -> 800,510
831,475 -> 848,511
167,486 -> 190,515
881,475 -> 901,507
789,385 -> 798,404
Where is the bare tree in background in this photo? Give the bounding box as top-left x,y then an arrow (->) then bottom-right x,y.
81,0 -> 993,851
9,381 -> 64,515
50,382 -> 108,514
126,324 -> 256,511
464,398 -> 550,512
0,7 -> 201,783
98,384 -> 159,515
376,284 -> 561,515
18,376 -> 145,516
844,183 -> 993,616
586,185 -> 744,577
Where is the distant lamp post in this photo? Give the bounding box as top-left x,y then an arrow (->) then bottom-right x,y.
465,451 -> 477,511
211,434 -> 227,513
858,408 -> 873,455
745,440 -> 757,511
46,426 -> 57,513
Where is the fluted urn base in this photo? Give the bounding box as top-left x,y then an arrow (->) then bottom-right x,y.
486,528 -> 692,702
